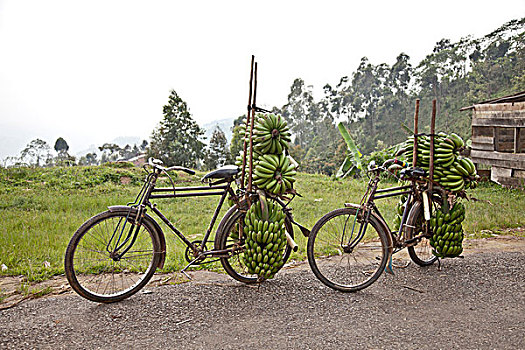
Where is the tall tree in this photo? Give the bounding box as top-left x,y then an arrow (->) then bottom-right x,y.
204,126 -> 229,170
300,119 -> 346,175
346,57 -> 391,153
229,115 -> 246,163
19,139 -> 52,167
54,137 -> 69,154
148,90 -> 205,168
53,137 -> 75,166
139,140 -> 148,152
280,78 -> 326,156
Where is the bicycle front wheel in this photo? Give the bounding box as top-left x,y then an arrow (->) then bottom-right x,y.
307,207 -> 390,292
65,210 -> 161,303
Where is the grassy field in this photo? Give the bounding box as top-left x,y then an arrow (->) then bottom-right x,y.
1,164 -> 524,282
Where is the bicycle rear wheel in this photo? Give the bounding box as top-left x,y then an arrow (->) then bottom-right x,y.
215,206 -> 293,283
65,210 -> 161,303
406,201 -> 438,266
307,207 -> 390,292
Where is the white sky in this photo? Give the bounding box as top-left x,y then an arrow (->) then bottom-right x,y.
0,0 -> 523,159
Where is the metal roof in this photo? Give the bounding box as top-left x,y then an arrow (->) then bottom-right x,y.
460,90 -> 525,111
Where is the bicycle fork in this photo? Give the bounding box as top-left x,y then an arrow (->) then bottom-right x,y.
107,206 -> 144,261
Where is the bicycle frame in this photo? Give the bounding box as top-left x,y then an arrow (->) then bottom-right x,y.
345,169 -> 430,254
106,158 -> 307,277
111,167 -> 241,267
148,182 -> 235,256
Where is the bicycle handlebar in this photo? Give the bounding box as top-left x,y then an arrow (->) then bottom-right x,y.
382,158 -> 408,169
147,157 -> 196,175
368,158 -> 408,173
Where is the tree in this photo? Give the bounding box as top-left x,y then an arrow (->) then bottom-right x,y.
139,140 -> 148,152
118,144 -> 142,160
280,78 -> 325,155
229,115 -> 246,162
98,143 -> 121,163
148,90 -> 205,168
224,18 -> 525,176
54,137 -> 69,154
19,139 -> 52,167
204,126 -> 229,170
467,18 -> 525,103
131,144 -> 140,158
343,57 -> 392,153
53,137 -> 75,166
301,119 -> 346,175
78,152 -> 98,166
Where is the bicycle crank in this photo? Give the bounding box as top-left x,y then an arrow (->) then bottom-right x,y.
184,240 -> 208,264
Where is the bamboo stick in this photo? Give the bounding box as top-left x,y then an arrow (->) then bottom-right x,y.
429,99 -> 437,191
412,99 -> 420,167
247,62 -> 258,194
240,55 -> 255,190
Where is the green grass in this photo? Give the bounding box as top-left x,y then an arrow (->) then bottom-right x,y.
1,165 -> 524,281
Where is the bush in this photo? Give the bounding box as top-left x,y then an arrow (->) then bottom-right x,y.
0,165 -> 145,190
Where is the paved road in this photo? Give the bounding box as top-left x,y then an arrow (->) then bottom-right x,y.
1,239 -> 524,349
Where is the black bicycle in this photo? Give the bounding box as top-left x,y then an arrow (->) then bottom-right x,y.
307,159 -> 439,292
65,158 -> 303,303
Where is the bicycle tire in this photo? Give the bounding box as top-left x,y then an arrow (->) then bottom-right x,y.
215,203 -> 293,284
406,201 -> 438,266
307,207 -> 390,292
65,210 -> 161,303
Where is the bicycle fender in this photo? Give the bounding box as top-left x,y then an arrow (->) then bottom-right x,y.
406,201 -> 423,240
108,205 -> 167,269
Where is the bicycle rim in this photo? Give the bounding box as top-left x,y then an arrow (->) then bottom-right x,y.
407,201 -> 438,266
307,207 -> 389,292
65,211 -> 159,302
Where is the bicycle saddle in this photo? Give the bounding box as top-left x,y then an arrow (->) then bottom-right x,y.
202,165 -> 239,182
400,167 -> 427,179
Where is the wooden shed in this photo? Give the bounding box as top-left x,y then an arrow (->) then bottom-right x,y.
461,91 -> 525,188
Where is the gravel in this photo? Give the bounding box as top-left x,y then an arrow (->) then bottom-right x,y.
1,249 -> 524,349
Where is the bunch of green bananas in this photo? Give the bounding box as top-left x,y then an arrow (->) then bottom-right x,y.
399,132 -> 478,192
252,153 -> 296,195
243,198 -> 287,280
253,113 -> 291,154
235,150 -> 262,175
429,201 -> 465,258
234,113 -> 297,195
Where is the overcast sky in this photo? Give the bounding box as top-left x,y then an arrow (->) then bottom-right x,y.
0,0 -> 523,159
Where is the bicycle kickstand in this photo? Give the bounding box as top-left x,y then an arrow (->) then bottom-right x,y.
180,258 -> 201,280
385,255 -> 394,275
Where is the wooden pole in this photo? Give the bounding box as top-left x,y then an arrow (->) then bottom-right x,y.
429,99 -> 437,190
412,99 -> 420,167
247,62 -> 258,194
240,55 -> 255,190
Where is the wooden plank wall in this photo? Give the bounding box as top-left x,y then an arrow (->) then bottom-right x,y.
470,102 -> 525,187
